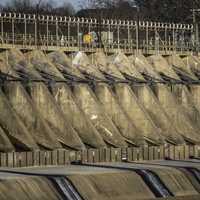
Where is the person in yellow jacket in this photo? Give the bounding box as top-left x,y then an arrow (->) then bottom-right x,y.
83,33 -> 92,45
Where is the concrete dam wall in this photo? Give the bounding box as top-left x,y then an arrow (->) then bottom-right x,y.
1,49 -> 200,151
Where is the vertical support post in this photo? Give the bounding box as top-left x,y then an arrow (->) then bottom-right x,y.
12,18 -> 15,46
1,16 -> 4,44
77,20 -> 80,49
34,16 -> 37,47
146,23 -> 149,53
68,20 -> 70,47
56,19 -> 59,46
172,24 -> 175,53
46,18 -> 49,48
165,26 -> 167,52
155,27 -> 159,54
117,24 -> 120,50
136,22 -> 139,54
136,6 -> 140,54
128,23 -> 130,51
24,17 -> 27,46
192,9 -> 199,54
108,23 -> 111,50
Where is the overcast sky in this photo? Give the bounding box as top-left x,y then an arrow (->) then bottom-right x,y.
0,0 -> 83,10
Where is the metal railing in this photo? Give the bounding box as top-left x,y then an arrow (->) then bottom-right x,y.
0,12 -> 195,54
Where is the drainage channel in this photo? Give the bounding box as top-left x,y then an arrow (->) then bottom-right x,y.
128,160 -> 200,194
51,177 -> 83,200
186,168 -> 200,185
0,170 -> 84,200
75,163 -> 173,198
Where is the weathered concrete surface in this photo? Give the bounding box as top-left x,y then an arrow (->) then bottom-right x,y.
0,57 -> 38,150
154,168 -> 198,197
95,83 -> 141,145
151,84 -> 200,143
91,162 -> 199,197
182,56 -> 200,117
0,90 -> 38,151
0,177 -> 62,200
129,54 -> 162,81
148,55 -> 200,143
182,55 -> 200,77
67,172 -> 155,200
48,51 -> 85,80
73,83 -> 128,147
92,52 -> 126,80
92,52 -> 173,144
165,56 -> 200,131
24,51 -> 85,150
112,52 -> 145,80
166,55 -> 198,81
51,83 -> 106,148
1,50 -> 62,149
72,51 -> 107,81
3,82 -> 62,150
47,51 -> 106,148
148,55 -> 180,80
85,52 -> 141,145
129,55 -> 184,144
110,54 -> 165,145
114,83 -> 164,145
71,52 -> 128,147
0,127 -> 14,152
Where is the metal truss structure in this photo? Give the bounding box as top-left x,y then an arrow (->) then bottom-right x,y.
0,12 -> 195,54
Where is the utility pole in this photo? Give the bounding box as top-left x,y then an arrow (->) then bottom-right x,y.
36,0 -> 42,48
191,8 -> 200,54
133,5 -> 140,54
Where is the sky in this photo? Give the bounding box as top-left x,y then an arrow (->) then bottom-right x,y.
0,0 -> 84,10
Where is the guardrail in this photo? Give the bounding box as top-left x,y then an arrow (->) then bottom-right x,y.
0,145 -> 199,168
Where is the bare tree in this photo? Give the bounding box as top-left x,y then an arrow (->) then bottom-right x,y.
1,0 -> 75,16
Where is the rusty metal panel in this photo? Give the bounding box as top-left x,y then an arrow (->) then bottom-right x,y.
111,148 -> 121,162
189,145 -> 195,158
15,152 -> 27,167
7,152 -> 14,168
153,146 -> 159,160
105,148 -> 111,162
51,150 -> 58,166
164,145 -> 170,159
0,153 -> 7,167
169,145 -> 175,160
87,149 -> 95,163
127,148 -> 133,161
69,151 -> 76,163
81,149 -> 88,163
99,148 -> 106,162
143,147 -> 149,160
184,145 -> 189,160
26,152 -> 33,166
194,145 -> 200,158
132,147 -> 140,161
33,151 -> 40,166
148,146 -> 154,160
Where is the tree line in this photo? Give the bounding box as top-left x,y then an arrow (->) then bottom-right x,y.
0,0 -> 75,16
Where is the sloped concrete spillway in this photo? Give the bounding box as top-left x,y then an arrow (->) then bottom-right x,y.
1,49 -> 200,150
1,161 -> 200,200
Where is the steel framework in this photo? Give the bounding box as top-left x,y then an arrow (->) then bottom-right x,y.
0,12 -> 195,54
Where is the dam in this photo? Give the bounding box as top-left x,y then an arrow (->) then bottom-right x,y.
1,12 -> 200,200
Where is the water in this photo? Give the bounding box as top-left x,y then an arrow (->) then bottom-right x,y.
52,177 -> 83,200
138,169 -> 172,198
